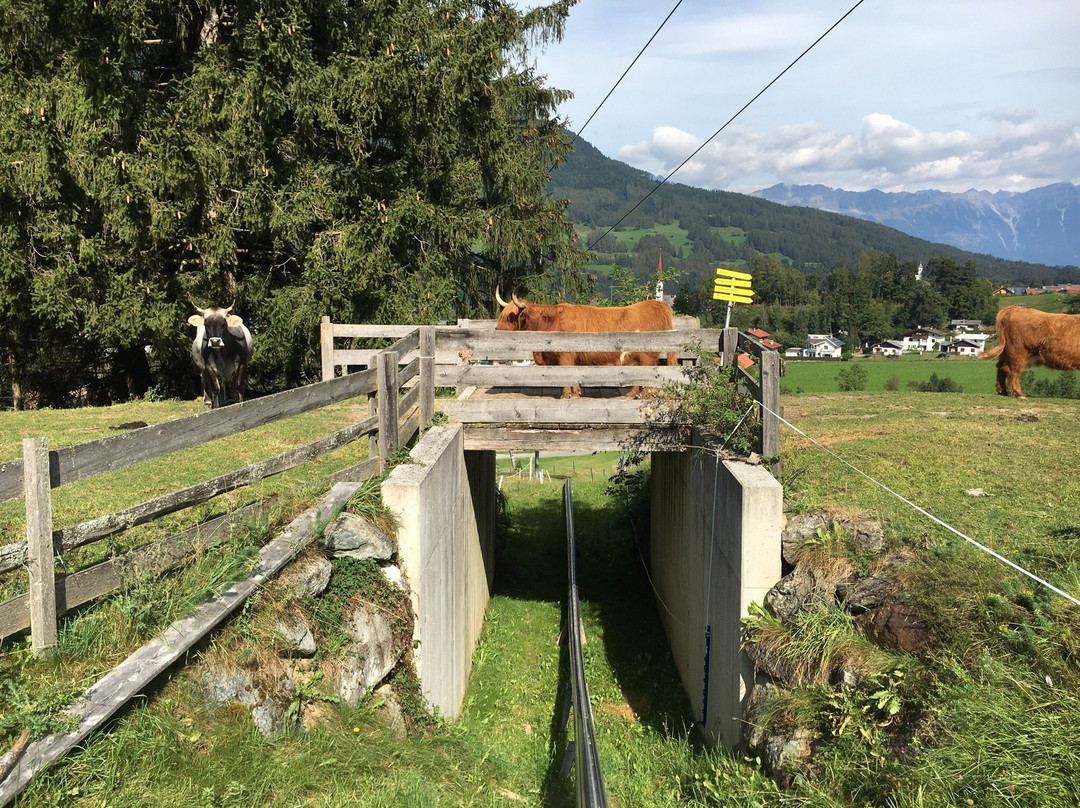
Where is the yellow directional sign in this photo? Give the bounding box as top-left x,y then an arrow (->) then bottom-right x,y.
715,267 -> 753,281
713,267 -> 755,303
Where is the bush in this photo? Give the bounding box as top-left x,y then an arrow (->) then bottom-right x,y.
883,374 -> 901,391
907,373 -> 962,392
836,363 -> 868,391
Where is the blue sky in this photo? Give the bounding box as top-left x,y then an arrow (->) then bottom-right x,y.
522,0 -> 1080,194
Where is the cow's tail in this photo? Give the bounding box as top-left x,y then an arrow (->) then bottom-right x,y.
980,307 -> 1010,359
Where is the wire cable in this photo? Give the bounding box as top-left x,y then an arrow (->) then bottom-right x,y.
566,0 -> 686,152
586,0 -> 870,251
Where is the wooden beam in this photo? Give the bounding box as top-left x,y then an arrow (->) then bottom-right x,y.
24,438 -> 56,657
436,364 -> 687,388
436,328 -> 722,354
438,398 -> 669,425
460,425 -> 690,453
420,327 -> 435,429
378,352 -> 399,465
320,316 -> 335,381
0,483 -> 361,806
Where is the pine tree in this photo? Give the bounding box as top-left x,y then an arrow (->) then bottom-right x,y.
0,0 -> 585,406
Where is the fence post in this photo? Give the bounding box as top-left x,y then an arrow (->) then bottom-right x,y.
759,349 -> 781,467
378,351 -> 400,467
24,437 -> 57,657
420,327 -> 435,429
721,327 -> 738,367
320,316 -> 335,381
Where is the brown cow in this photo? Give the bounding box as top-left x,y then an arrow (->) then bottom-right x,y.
494,288 -> 678,398
980,305 -> 1080,397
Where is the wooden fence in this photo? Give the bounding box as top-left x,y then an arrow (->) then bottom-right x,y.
319,317 -> 781,457
0,330 -> 435,657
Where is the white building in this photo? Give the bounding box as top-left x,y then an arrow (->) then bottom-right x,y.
806,334 -> 845,358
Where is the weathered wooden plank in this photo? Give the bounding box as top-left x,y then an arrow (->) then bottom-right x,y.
436,364 -> 687,387
435,328 -> 722,354
399,383 -> 420,415
385,329 -> 420,358
0,503 -> 265,642
737,367 -> 763,400
460,424 -> 690,453
378,353 -> 399,465
0,483 -> 361,806
420,328 -> 435,428
760,350 -> 782,460
320,316 -> 335,381
0,369 -> 378,504
325,457 -> 382,487
24,438 -> 56,657
398,355 -> 420,385
437,398 -> 668,425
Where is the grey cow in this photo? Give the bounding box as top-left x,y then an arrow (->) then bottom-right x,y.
188,305 -> 253,408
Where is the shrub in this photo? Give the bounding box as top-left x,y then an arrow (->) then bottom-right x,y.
836,363 -> 868,391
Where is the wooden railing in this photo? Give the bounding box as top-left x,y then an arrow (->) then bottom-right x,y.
0,334 -> 435,656
319,317 -> 782,456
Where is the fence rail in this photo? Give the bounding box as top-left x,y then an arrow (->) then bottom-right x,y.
1,332 -> 436,653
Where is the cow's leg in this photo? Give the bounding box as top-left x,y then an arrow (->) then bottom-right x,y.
995,362 -> 1008,396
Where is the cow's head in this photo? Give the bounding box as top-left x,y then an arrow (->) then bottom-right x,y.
188,304 -> 244,349
494,286 -> 529,330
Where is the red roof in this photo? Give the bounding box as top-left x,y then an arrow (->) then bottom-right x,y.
747,328 -> 770,339
761,338 -> 782,350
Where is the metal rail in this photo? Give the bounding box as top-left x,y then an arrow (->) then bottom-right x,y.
559,476 -> 609,808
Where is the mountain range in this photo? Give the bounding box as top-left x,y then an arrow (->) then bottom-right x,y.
753,182 -> 1080,268
549,137 -> 1079,286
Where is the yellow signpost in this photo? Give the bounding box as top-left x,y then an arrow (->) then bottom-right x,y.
712,268 -> 754,327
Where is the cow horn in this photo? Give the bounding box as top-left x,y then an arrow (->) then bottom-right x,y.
512,293 -> 526,310
223,301 -> 235,314
495,286 -> 508,308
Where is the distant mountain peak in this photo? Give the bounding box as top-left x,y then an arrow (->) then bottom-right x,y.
753,183 -> 1080,267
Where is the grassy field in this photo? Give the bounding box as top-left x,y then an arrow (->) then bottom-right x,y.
781,354 -> 1069,395
5,387 -> 1080,806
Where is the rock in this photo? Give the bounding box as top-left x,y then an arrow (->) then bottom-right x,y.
201,664 -> 293,736
835,574 -> 898,613
858,600 -> 931,654
274,616 -> 317,657
742,681 -> 781,750
278,555 -> 333,599
837,518 -> 886,555
322,513 -> 396,561
781,512 -> 829,565
764,727 -> 813,787
374,684 -> 408,739
766,566 -> 831,622
382,564 -> 408,592
336,601 -> 402,705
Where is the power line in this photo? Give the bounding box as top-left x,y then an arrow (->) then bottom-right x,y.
586,0 -> 869,252
566,0 -> 686,152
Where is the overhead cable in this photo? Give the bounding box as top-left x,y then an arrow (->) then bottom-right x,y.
587,0 -> 869,251
566,0 -> 686,151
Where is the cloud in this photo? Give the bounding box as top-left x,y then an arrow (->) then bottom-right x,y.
615,114 -> 1080,193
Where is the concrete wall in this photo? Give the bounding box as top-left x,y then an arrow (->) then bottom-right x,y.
650,430 -> 783,747
381,424 -> 494,719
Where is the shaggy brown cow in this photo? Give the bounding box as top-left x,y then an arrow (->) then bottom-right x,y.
494,288 -> 677,398
980,305 -> 1080,397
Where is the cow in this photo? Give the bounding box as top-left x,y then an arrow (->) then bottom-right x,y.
494,288 -> 677,398
188,304 -> 253,408
980,305 -> 1080,397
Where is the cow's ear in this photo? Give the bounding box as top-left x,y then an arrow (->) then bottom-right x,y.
226,315 -> 244,327
188,315 -> 204,327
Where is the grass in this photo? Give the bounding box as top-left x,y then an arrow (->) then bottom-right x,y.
6,387 -> 1080,806
781,354 -> 1069,395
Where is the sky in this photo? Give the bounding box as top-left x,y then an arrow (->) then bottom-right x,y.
521,0 -> 1080,194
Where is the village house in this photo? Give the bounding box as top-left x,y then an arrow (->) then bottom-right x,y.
939,338 -> 985,357
870,340 -> 905,357
900,327 -> 948,353
805,334 -> 845,358
949,319 -> 982,332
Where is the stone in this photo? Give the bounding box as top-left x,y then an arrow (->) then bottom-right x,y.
766,566 -> 831,622
336,601 -> 402,705
201,664 -> 293,736
741,681 -> 781,750
274,616 -> 317,657
858,600 -> 931,654
837,518 -> 886,555
322,512 -> 396,561
374,684 -> 408,739
278,555 -> 332,599
781,512 -> 829,565
382,564 -> 407,592
764,727 -> 813,788
835,574 -> 898,613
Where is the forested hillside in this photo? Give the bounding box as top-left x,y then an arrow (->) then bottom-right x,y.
549,138 -> 1078,291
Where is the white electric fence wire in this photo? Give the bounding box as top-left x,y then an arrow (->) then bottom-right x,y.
758,402 -> 1080,609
